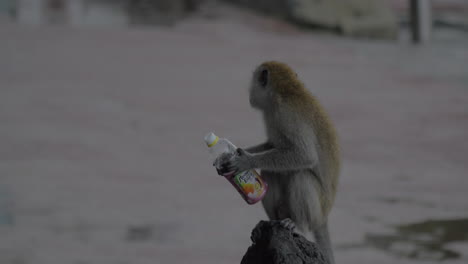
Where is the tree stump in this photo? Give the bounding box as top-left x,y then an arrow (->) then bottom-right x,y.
241,220 -> 327,264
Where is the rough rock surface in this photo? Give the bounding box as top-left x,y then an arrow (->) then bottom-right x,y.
241,220 -> 327,264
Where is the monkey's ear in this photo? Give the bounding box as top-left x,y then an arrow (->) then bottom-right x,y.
258,69 -> 268,87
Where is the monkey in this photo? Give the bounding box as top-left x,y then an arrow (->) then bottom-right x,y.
216,61 -> 340,264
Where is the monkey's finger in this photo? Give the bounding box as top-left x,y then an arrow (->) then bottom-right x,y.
279,218 -> 296,231
213,157 -> 225,167
226,165 -> 239,174
216,167 -> 226,176
219,165 -> 234,175
220,162 -> 231,169
236,148 -> 246,156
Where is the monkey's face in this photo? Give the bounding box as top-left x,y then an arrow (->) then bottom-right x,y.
249,67 -> 273,110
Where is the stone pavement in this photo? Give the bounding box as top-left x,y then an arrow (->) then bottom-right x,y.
0,5 -> 467,264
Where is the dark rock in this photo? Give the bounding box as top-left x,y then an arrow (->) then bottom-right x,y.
241,220 -> 327,264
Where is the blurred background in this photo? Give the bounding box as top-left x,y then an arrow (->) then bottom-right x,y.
0,0 -> 467,263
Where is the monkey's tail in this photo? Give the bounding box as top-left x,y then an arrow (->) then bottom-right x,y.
313,222 -> 335,264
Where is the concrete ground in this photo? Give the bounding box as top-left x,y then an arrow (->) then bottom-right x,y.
0,4 -> 467,264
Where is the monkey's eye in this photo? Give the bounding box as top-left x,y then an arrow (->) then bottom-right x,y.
259,69 -> 268,87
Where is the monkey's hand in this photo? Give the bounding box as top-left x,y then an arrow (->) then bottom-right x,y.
213,152 -> 236,176
221,148 -> 255,174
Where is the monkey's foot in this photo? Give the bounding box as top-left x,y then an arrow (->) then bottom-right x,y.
279,218 -> 296,232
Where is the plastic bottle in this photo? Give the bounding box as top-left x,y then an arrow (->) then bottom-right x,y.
204,132 -> 268,204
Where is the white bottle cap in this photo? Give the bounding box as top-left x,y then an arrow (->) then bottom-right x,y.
204,132 -> 219,147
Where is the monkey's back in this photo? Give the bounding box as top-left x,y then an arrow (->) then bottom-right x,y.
298,94 -> 340,216
279,87 -> 340,216
260,61 -> 340,216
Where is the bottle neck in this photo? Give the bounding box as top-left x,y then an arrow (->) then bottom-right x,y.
207,136 -> 219,148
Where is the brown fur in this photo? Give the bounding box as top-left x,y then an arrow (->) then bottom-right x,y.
260,61 -> 340,215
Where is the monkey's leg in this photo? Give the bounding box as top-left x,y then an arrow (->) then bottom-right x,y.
260,171 -> 283,220
287,172 -> 323,233
288,172 -> 335,264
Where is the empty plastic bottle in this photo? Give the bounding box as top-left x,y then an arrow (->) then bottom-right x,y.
204,132 -> 267,204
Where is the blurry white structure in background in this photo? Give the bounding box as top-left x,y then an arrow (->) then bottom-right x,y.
16,0 -> 129,26
410,0 -> 432,43
17,0 -> 44,24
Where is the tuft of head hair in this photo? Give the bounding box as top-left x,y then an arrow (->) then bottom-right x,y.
259,61 -> 308,103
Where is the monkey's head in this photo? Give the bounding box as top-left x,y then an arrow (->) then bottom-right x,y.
249,61 -> 306,111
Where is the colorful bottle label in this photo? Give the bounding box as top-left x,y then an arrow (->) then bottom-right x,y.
231,170 -> 267,204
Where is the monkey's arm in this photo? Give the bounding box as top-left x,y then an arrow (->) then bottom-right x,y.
250,147 -> 317,171
221,147 -> 317,173
214,143 -> 272,175
245,142 -> 274,154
